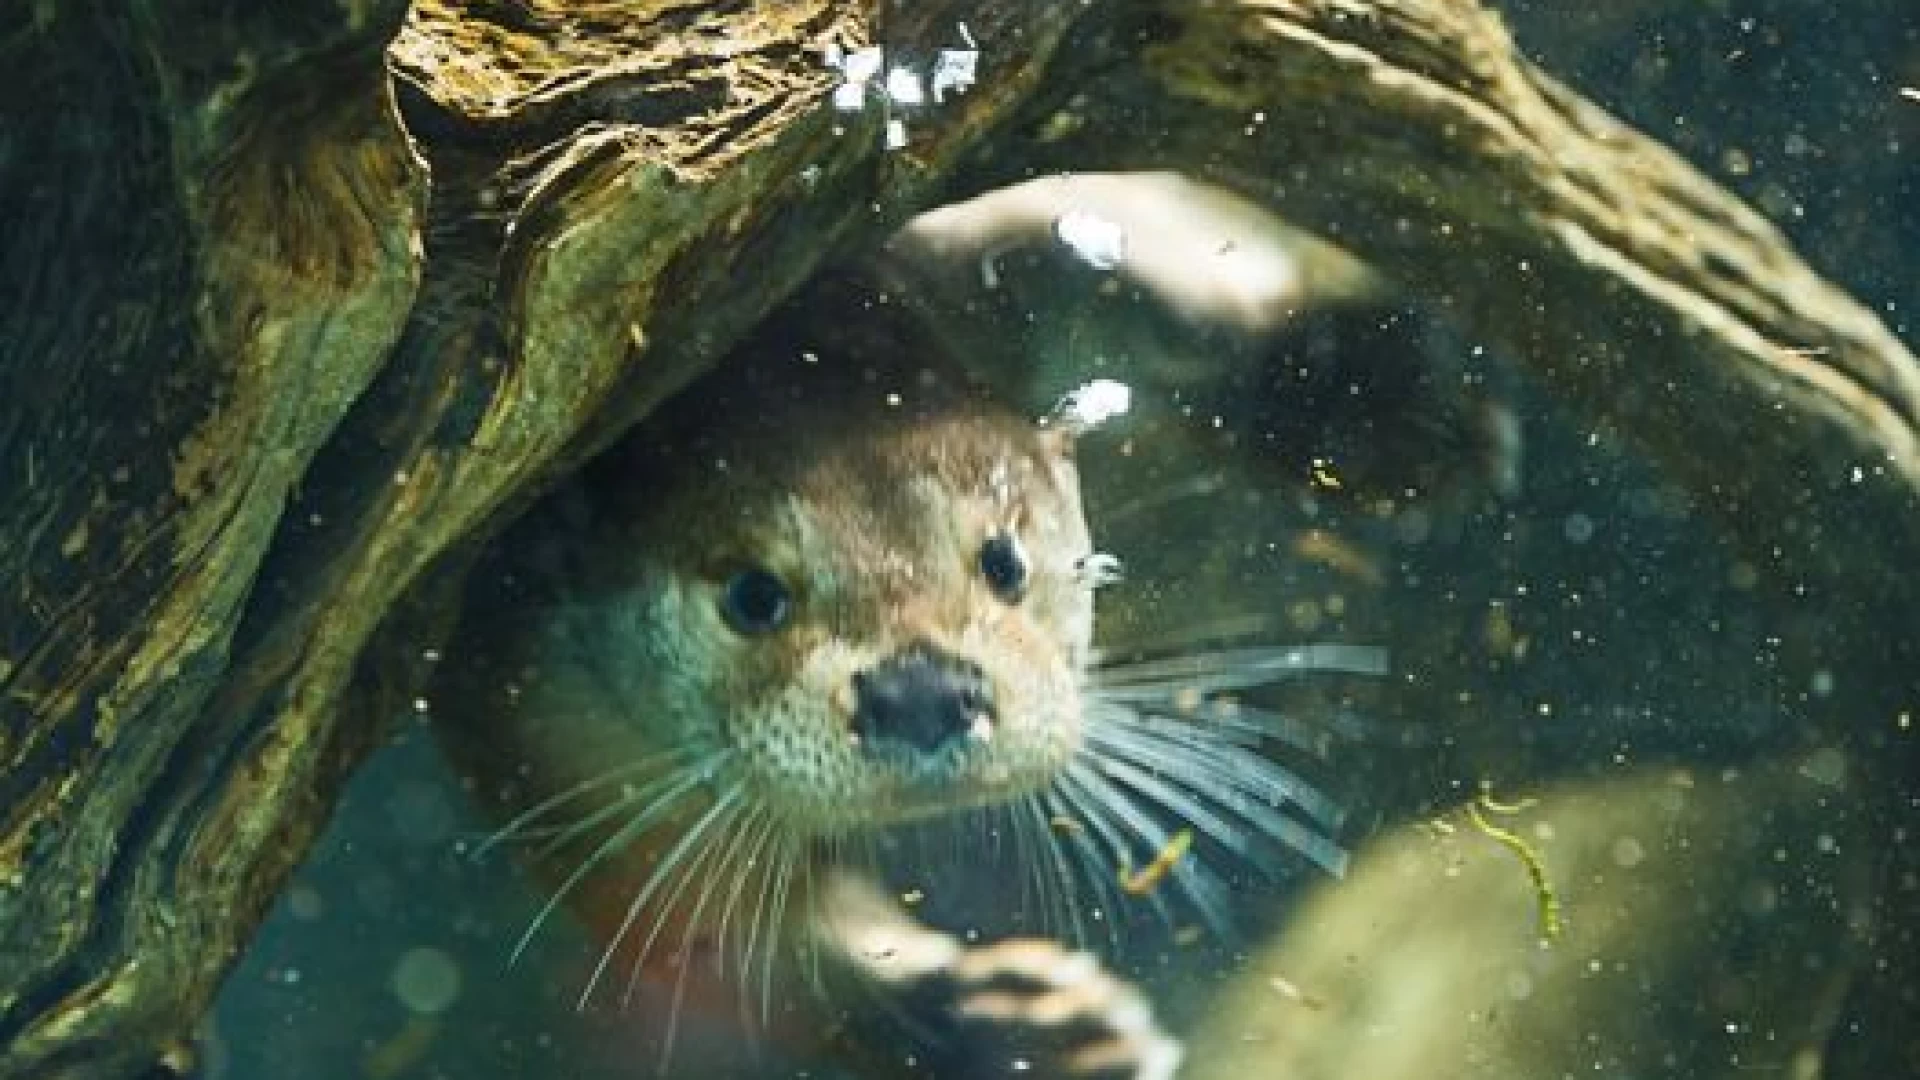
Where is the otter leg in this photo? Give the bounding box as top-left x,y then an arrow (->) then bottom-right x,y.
815,870 -> 1182,1080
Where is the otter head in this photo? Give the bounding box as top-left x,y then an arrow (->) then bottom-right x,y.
576,358 -> 1096,837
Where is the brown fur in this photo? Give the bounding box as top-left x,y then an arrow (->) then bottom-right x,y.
428,334 -> 1097,1020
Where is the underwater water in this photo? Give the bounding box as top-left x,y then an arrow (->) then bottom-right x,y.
203,3 -> 1920,1079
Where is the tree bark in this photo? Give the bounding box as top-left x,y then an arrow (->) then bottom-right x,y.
2,1 -> 1913,1077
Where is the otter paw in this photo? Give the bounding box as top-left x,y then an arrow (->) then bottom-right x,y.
817,872 -> 1181,1078
943,937 -> 1183,1080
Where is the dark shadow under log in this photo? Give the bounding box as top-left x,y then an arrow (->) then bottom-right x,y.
1,0 -> 1914,1076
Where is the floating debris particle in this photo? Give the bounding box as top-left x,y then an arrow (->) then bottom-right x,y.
1466,785 -> 1563,944
1900,87 -> 1919,103
1119,828 -> 1193,896
1291,528 -> 1384,586
1483,602 -> 1527,659
1308,456 -> 1343,491
1049,814 -> 1085,836
365,1016 -> 441,1080
1267,973 -> 1328,1009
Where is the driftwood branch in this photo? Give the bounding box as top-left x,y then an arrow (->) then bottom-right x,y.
1,0 -> 423,1073
2,0 -> 1913,1076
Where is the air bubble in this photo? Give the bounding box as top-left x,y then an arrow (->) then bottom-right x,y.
391,947 -> 463,1015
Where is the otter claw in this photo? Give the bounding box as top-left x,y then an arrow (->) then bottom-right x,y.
948,937 -> 1183,1080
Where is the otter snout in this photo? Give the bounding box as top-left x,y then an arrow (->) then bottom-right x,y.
851,644 -> 996,756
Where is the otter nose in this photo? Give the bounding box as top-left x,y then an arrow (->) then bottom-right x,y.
851,644 -> 996,755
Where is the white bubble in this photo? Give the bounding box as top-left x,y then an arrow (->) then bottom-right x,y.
839,45 -> 883,83
1809,669 -> 1835,698
392,947 -> 462,1015
1055,379 -> 1132,429
931,49 -> 978,102
1054,210 -> 1127,269
1504,970 -> 1535,1000
285,884 -> 324,922
884,67 -> 925,106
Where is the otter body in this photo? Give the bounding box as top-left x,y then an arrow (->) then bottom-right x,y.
429,236 -> 1370,1080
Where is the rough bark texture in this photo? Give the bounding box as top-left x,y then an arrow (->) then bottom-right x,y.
1,0 -> 1914,1077
1,0 -> 425,1074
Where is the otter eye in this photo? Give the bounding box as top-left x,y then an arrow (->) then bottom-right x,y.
978,531 -> 1029,602
720,567 -> 791,634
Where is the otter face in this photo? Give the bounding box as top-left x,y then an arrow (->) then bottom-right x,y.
597,410 -> 1095,836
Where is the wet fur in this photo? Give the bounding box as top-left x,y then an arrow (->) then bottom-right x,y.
427,296 -> 1374,1066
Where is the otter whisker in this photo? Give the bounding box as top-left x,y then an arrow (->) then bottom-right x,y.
1090,642 -> 1387,696
657,796 -> 758,1065
712,806 -> 776,982
759,831 -> 801,1026
524,767 -> 711,864
1082,743 -> 1266,868
1001,802 -> 1041,930
512,758 -> 725,968
739,826 -> 782,1023
1158,697 -> 1359,756
1067,759 -> 1235,939
1090,719 -> 1350,877
1005,799 -> 1044,936
1089,611 -> 1284,660
798,842 -> 829,1002
1093,703 -> 1346,830
1042,786 -> 1127,953
1097,668 -> 1377,754
475,747 -> 699,856
1095,470 -> 1230,526
585,779 -> 745,1010
624,788 -> 747,1009
1022,793 -> 1088,946
986,803 -> 1011,865
1056,766 -> 1176,930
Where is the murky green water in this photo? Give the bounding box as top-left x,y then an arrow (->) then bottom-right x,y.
215,3 -> 1918,1078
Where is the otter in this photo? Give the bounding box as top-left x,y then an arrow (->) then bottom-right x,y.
427,283 -> 1369,1077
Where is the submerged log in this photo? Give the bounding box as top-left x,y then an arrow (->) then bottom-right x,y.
1,1 -> 1913,1077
